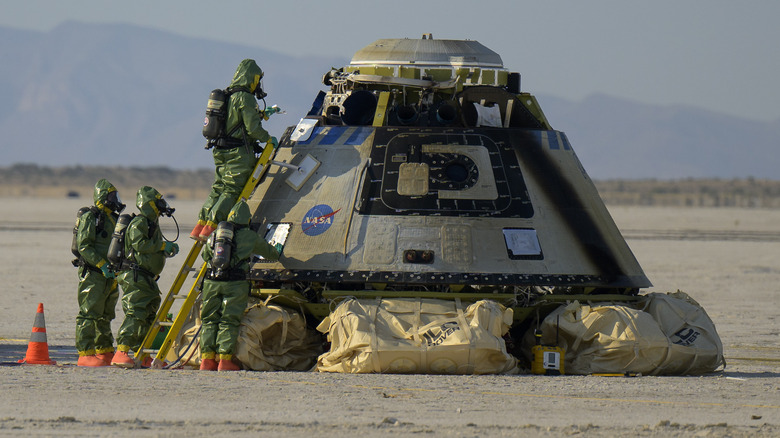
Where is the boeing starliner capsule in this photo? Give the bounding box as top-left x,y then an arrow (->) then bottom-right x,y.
246,35 -> 650,325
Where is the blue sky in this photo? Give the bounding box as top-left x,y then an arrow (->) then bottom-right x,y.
3,0 -> 779,122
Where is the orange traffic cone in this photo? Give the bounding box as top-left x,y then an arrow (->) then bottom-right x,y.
18,303 -> 56,365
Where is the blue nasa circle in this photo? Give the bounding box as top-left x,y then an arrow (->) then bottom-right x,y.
302,204 -> 336,236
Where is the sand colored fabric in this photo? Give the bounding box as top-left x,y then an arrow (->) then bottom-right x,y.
167,298 -> 202,366
316,298 -> 518,374
168,297 -> 321,370
234,300 -> 323,371
532,291 -> 724,375
636,291 -> 725,374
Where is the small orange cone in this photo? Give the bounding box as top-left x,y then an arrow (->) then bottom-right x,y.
18,303 -> 56,365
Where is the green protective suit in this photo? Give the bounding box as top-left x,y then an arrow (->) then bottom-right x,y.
200,201 -> 279,359
197,59 -> 271,229
116,186 -> 170,352
75,179 -> 121,356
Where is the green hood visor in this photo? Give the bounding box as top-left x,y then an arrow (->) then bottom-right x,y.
229,59 -> 263,93
93,178 -> 124,213
135,185 -> 163,220
227,200 -> 251,226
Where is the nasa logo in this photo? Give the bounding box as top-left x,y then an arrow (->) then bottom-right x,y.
302,204 -> 341,236
203,117 -> 209,127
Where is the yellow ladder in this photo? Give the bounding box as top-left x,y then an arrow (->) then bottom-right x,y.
137,142 -> 278,368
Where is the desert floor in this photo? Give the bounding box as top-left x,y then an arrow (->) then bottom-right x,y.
0,198 -> 778,437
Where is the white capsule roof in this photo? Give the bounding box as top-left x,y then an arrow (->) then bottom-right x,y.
350,37 -> 504,68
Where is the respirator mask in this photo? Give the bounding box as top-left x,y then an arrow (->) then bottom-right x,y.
254,79 -> 267,100
105,191 -> 126,213
155,198 -> 175,217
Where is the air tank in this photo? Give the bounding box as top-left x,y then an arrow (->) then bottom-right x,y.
247,35 -> 651,325
107,213 -> 133,268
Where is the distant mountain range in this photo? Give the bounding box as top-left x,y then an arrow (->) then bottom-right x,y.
2,22 -> 778,180
0,22 -> 345,172
539,95 -> 780,179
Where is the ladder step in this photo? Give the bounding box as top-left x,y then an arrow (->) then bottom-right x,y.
158,321 -> 174,327
162,294 -> 188,305
141,349 -> 159,355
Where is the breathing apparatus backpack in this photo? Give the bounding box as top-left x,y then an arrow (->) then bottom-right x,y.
202,87 -> 269,153
211,221 -> 235,275
202,89 -> 232,141
106,213 -> 134,269
71,206 -> 104,265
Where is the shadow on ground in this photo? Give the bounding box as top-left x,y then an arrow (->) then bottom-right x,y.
0,342 -> 77,366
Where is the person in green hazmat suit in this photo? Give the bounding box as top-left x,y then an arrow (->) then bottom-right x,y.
190,59 -> 278,241
112,186 -> 179,368
199,200 -> 279,371
74,179 -> 126,367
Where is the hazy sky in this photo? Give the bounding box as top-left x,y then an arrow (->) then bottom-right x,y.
3,0 -> 779,122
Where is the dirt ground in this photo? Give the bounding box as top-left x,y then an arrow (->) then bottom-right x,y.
0,198 -> 778,437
